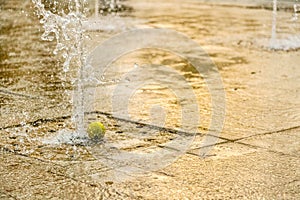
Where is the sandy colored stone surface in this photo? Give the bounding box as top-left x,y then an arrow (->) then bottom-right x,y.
113,149 -> 299,199
1,0 -> 300,199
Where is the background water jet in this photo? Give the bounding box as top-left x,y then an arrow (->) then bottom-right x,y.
32,0 -> 90,140
269,0 -> 300,50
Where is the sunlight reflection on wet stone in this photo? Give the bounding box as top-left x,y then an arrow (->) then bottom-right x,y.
1,0 -> 300,199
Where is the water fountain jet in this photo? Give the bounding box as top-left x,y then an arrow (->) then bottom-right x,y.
32,0 -> 90,143
269,0 -> 300,50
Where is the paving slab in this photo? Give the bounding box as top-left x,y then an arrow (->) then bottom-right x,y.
239,126 -> 300,157
112,147 -> 300,199
0,153 -> 64,196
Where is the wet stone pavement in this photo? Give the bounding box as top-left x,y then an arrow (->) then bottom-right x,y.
1,0 -> 300,199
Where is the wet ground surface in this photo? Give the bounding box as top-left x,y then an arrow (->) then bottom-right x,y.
1,0 -> 300,199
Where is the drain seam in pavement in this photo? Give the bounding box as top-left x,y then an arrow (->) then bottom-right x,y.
235,141 -> 300,158
232,125 -> 300,142
1,146 -> 112,191
0,88 -> 41,99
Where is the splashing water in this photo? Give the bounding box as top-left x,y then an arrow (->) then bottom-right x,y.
292,0 -> 299,21
32,0 -> 89,140
270,0 -> 277,44
99,0 -> 120,14
32,0 -> 87,72
269,0 -> 300,50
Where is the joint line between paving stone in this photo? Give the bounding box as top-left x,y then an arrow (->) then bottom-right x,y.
235,141 -> 300,158
1,145 -> 108,190
0,189 -> 18,200
0,88 -> 42,99
0,144 -> 66,167
0,115 -> 71,130
232,125 -> 300,142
